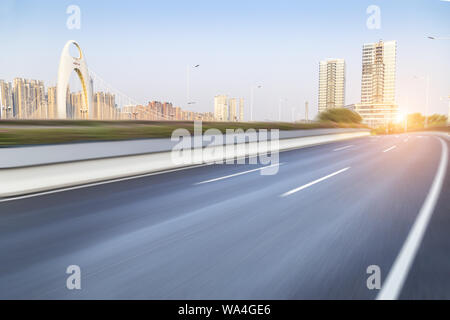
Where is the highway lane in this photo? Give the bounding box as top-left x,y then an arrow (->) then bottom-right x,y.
0,133 -> 448,299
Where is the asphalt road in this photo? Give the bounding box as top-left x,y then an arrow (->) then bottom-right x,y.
0,133 -> 449,299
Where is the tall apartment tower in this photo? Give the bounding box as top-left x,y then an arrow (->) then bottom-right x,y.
361,40 -> 396,105
355,40 -> 398,126
93,92 -> 117,120
13,78 -> 26,119
214,95 -> 228,121
47,87 -> 57,119
0,80 -> 14,119
11,78 -> 47,119
318,58 -> 346,113
305,101 -> 309,122
228,98 -> 237,121
239,98 -> 244,122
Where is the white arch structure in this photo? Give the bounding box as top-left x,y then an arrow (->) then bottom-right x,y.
56,40 -> 93,119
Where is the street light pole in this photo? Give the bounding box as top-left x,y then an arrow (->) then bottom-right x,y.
250,85 -> 262,122
425,75 -> 430,128
413,75 -> 430,129
187,64 -> 200,108
278,98 -> 287,122
448,96 -> 450,126
278,99 -> 281,121
441,96 -> 450,126
426,35 -> 450,126
405,95 -> 409,133
428,36 -> 450,40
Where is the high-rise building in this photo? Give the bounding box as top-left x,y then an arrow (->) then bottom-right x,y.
0,80 -> 14,119
361,40 -> 396,105
13,78 -> 28,119
34,80 -> 47,119
305,101 -> 309,122
162,102 -> 174,120
10,78 -> 47,119
228,98 -> 237,122
47,87 -> 57,119
318,58 -> 346,113
92,92 -> 117,120
69,91 -> 84,119
353,40 -> 398,126
239,98 -> 244,122
214,95 -> 228,121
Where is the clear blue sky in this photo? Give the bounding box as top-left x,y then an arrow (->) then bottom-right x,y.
1,0 -> 449,120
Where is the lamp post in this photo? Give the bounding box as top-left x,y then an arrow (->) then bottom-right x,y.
440,96 -> 450,126
278,98 -> 287,122
187,64 -> 200,107
250,85 -> 262,122
413,75 -> 430,128
427,36 -> 450,40
427,35 -> 450,126
405,95 -> 409,133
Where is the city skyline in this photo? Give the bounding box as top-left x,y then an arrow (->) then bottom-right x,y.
0,0 -> 449,121
1,1 -> 450,304
0,76 -> 217,121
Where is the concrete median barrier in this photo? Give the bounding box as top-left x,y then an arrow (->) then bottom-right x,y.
0,131 -> 369,198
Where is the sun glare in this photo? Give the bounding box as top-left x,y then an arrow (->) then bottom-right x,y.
396,113 -> 406,123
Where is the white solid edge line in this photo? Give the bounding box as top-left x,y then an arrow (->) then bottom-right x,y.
377,137 -> 448,300
383,145 -> 397,153
195,163 -> 283,185
333,145 -> 354,152
280,167 -> 350,198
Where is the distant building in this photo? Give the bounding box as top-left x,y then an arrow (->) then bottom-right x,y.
0,80 -> 14,119
69,91 -> 84,119
47,87 -> 57,119
356,40 -> 398,127
214,95 -> 245,122
229,98 -> 237,121
361,40 -> 396,105
4,78 -> 47,119
239,98 -> 244,122
305,101 -> 309,121
214,95 -> 228,121
92,92 -> 117,120
318,58 -> 346,113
